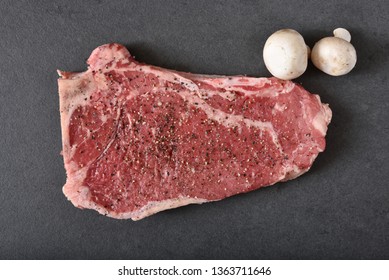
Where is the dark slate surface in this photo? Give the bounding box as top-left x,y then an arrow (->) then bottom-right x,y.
0,0 -> 388,259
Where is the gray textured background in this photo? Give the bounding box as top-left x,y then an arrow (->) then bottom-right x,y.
0,0 -> 388,259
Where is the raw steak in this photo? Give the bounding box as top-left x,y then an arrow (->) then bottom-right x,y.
58,43 -> 332,220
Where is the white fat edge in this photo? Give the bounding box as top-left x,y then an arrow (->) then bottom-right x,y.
197,88 -> 237,101
312,110 -> 329,136
109,63 -> 283,98
63,164 -> 95,207
196,75 -> 296,93
211,77 -> 272,88
299,93 -> 332,150
313,95 -> 332,136
58,71 -> 96,162
110,62 -> 295,103
245,80 -> 295,96
175,72 -> 289,100
58,73 -> 95,119
134,64 -> 229,80
171,73 -> 199,91
313,114 -> 327,136
180,73 -> 229,79
209,86 -> 285,98
299,95 -> 328,147
197,83 -> 280,98
111,196 -> 210,220
112,64 -> 200,92
180,75 -> 272,88
99,56 -> 296,99
196,78 -> 295,97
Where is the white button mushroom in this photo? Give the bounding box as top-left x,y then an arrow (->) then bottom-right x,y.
311,28 -> 357,76
263,29 -> 308,80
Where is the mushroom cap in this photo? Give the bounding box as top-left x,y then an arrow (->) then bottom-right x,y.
311,37 -> 357,76
263,29 -> 308,80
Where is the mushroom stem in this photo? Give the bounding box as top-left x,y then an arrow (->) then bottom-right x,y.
333,28 -> 351,42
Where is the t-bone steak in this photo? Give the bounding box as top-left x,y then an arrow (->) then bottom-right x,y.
58,43 -> 332,220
